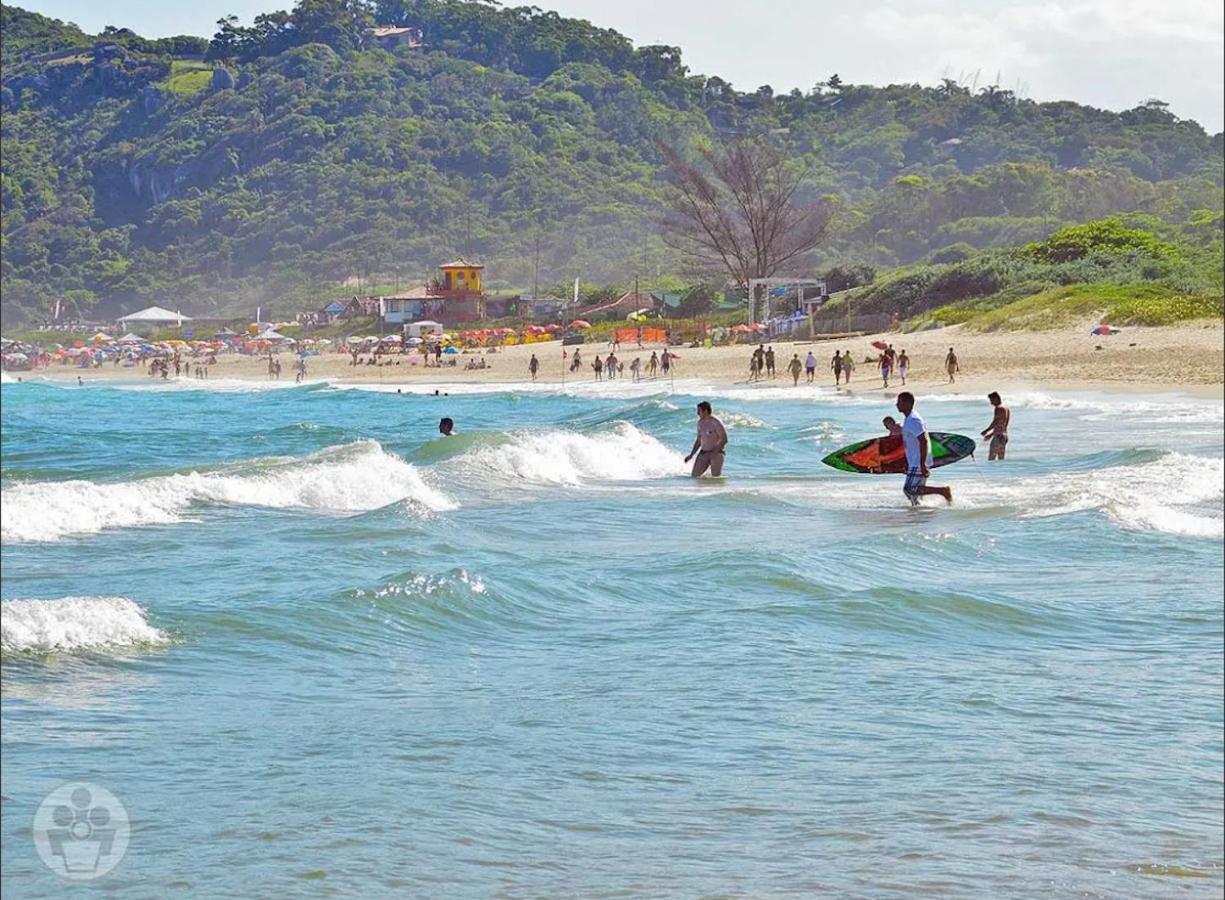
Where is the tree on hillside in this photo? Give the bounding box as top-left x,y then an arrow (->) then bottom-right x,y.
659,138 -> 833,289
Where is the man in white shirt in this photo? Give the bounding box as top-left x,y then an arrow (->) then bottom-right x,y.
684,401 -> 728,477
896,391 -> 952,505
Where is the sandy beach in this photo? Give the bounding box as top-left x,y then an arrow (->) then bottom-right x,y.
29,318 -> 1225,399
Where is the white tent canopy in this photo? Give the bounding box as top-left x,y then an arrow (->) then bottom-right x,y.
254,329 -> 289,341
116,306 -> 192,325
405,320 -> 444,337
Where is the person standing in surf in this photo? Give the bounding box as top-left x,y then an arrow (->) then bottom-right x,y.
897,391 -> 952,506
831,350 -> 843,385
439,417 -> 455,437
981,392 -> 1010,460
684,401 -> 728,478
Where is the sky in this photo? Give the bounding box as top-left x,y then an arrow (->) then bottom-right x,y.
16,0 -> 1225,131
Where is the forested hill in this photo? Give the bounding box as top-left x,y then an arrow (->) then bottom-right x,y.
2,1 -> 1222,324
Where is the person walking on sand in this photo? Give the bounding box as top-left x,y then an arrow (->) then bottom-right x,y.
748,352 -> 760,382
593,355 -> 603,381
878,351 -> 892,389
630,356 -> 641,382
661,349 -> 671,376
805,351 -> 817,383
647,351 -> 658,377
753,343 -> 765,376
897,350 -> 909,385
842,351 -> 855,384
981,391 -> 1011,460
831,350 -> 843,385
765,346 -> 776,379
529,354 -> 539,381
788,353 -> 803,385
684,401 -> 728,478
945,347 -> 960,383
897,391 -> 952,506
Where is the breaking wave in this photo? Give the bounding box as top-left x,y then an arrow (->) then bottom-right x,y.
1,597 -> 167,653
1,440 -> 453,542
449,422 -> 684,485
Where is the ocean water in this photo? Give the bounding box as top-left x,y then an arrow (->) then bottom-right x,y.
1,374 -> 1222,897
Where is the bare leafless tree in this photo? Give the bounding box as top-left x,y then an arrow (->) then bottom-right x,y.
659,138 -> 832,288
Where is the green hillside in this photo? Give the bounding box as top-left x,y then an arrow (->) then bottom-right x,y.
1,0 -> 1222,325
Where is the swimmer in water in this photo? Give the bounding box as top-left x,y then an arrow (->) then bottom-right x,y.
439,417 -> 455,436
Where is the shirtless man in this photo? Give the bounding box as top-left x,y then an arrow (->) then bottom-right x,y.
788,353 -> 803,386
684,401 -> 728,477
981,391 -> 1010,460
945,347 -> 959,383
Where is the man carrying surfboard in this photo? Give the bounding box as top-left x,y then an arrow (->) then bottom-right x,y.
684,401 -> 728,477
896,392 -> 953,505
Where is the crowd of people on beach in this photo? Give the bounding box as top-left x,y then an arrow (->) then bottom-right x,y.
563,346 -> 678,382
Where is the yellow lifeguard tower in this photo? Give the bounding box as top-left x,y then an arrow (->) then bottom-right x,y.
438,258 -> 483,295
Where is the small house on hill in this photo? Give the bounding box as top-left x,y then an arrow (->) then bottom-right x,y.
366,26 -> 423,50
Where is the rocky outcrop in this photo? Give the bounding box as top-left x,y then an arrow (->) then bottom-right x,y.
211,68 -> 235,91
140,85 -> 164,114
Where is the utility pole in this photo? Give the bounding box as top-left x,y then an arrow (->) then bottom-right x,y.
533,230 -> 541,300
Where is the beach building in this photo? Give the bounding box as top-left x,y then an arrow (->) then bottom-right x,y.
377,258 -> 490,327
577,290 -> 662,321
115,305 -> 192,332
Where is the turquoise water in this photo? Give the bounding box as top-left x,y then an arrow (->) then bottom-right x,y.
2,374 -> 1222,897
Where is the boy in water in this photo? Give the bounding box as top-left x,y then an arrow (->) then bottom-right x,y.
981,391 -> 1010,460
439,417 -> 455,436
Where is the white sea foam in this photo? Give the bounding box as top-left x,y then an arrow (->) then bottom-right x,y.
454,422 -> 684,485
731,451 -> 1223,538
1,441 -> 454,542
112,377 -> 331,393
0,370 -> 15,384
919,390 -> 1224,425
720,411 -> 775,430
1,597 -> 167,653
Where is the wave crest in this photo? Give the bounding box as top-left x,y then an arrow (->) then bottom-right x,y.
1,441 -> 454,542
453,422 -> 683,485
1,597 -> 167,653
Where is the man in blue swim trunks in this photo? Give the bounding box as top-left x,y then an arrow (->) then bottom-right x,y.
896,391 -> 952,506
